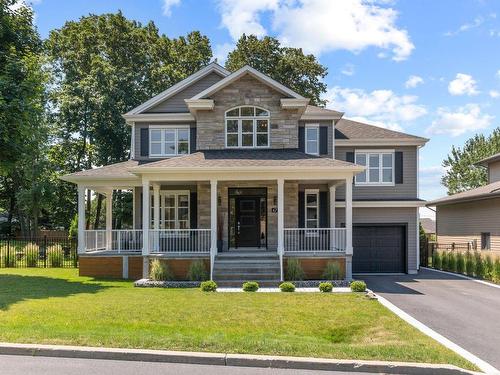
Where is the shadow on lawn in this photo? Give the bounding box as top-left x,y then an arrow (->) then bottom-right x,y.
0,274 -> 109,310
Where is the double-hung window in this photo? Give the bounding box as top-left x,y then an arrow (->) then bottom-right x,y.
355,150 -> 394,185
305,124 -> 319,155
304,189 -> 319,229
225,106 -> 270,148
149,126 -> 189,157
150,191 -> 190,230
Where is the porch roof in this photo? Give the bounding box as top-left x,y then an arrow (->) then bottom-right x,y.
60,160 -> 144,183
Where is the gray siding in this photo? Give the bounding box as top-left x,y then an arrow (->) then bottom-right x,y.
298,120 -> 335,157
145,72 -> 224,113
336,207 -> 418,272
335,146 -> 418,200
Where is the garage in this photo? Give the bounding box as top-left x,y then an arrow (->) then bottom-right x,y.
352,225 -> 406,273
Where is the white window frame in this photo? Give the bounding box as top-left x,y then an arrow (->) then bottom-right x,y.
149,125 -> 190,158
150,190 -> 190,231
354,149 -> 395,186
305,124 -> 320,155
224,106 -> 270,148
304,189 -> 320,235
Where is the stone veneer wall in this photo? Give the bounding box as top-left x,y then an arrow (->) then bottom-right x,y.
195,74 -> 301,150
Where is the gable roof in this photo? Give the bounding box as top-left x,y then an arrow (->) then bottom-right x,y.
426,181 -> 500,206
476,152 -> 500,167
301,105 -> 343,120
191,65 -> 305,100
335,118 -> 428,146
125,62 -> 230,115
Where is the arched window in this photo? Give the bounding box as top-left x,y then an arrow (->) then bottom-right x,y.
225,106 -> 270,148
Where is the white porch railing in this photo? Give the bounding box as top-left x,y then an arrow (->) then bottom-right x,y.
84,230 -> 142,253
148,229 -> 211,254
284,228 -> 346,253
84,230 -> 107,252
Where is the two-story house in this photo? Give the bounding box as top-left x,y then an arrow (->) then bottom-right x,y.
62,62 -> 427,284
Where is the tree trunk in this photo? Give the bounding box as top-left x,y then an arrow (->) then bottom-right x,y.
94,194 -> 103,229
86,189 -> 91,229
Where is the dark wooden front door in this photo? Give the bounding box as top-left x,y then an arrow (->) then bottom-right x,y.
235,197 -> 261,247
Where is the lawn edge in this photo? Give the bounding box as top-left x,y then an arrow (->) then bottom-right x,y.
421,267 -> 500,290
0,342 -> 479,375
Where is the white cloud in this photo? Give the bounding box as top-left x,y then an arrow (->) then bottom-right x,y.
341,63 -> 355,76
490,90 -> 500,98
426,104 -> 493,137
444,16 -> 483,36
405,75 -> 424,88
162,0 -> 181,16
448,73 -> 479,96
217,0 -> 414,61
213,43 -> 234,65
496,70 -> 500,79
325,86 -> 427,130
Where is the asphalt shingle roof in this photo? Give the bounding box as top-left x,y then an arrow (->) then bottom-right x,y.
426,181 -> 500,206
335,118 -> 428,141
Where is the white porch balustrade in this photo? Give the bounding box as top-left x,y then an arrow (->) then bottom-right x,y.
84,229 -> 142,253
148,229 -> 211,254
283,228 -> 346,253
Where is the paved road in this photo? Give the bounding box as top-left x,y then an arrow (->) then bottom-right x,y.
0,355 -> 370,375
363,268 -> 500,370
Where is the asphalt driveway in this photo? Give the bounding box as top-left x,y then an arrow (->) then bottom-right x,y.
362,268 -> 500,370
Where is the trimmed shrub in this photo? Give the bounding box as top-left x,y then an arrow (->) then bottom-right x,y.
279,282 -> 295,292
350,280 -> 367,292
484,255 -> 494,281
447,252 -> 457,273
242,281 -> 259,292
285,259 -> 305,281
24,243 -> 39,267
432,251 -> 442,270
319,282 -> 333,292
47,244 -> 64,267
200,280 -> 217,292
474,251 -> 484,279
149,259 -> 173,281
441,251 -> 448,271
322,262 -> 342,280
465,251 -> 474,277
187,260 -> 208,281
493,258 -> 500,283
456,252 -> 465,274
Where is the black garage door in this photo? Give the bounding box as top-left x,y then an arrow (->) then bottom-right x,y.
353,225 -> 406,273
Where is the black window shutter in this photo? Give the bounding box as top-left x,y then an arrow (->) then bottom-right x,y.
298,191 -> 305,228
298,127 -> 305,152
346,151 -> 354,163
319,126 -> 328,155
190,127 -> 197,153
190,192 -> 197,228
140,128 -> 149,157
395,151 -> 403,184
319,191 -> 328,227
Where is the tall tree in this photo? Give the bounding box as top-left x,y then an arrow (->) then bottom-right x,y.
225,34 -> 328,106
46,12 -> 212,228
442,128 -> 500,194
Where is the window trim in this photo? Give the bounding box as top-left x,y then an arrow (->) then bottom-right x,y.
354,149 -> 395,186
304,189 -> 320,234
150,190 -> 190,231
224,106 -> 270,149
305,124 -> 320,155
481,232 -> 491,250
148,125 -> 190,158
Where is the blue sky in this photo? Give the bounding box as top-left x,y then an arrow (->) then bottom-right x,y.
29,0 -> 500,217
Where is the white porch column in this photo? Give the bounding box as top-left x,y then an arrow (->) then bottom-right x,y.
153,183 -> 160,253
77,185 -> 86,254
329,184 -> 336,251
105,190 -> 113,251
210,179 -> 218,280
142,179 -> 150,278
277,178 -> 284,281
345,177 -> 353,280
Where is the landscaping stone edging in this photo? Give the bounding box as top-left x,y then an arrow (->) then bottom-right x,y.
0,342 -> 478,375
134,279 -> 351,288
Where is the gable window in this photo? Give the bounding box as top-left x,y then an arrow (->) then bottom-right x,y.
151,191 -> 190,229
355,150 -> 394,186
225,106 -> 270,148
149,126 -> 189,157
304,189 -> 319,229
305,124 -> 319,155
481,232 -> 491,250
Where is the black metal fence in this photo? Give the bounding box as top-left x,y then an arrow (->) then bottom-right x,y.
420,239 -> 477,267
0,236 -> 78,268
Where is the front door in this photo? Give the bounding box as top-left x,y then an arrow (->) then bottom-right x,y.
235,196 -> 261,248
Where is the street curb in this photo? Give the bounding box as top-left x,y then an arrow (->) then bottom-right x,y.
421,267 -> 500,290
0,342 -> 478,374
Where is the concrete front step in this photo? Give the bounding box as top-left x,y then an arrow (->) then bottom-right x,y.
213,267 -> 281,273
213,273 -> 280,281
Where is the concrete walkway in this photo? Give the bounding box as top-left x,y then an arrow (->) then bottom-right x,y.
363,268 -> 500,370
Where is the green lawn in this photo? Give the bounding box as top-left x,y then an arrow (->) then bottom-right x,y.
0,268 -> 475,370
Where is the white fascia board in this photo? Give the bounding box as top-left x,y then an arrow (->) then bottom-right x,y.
335,139 -> 428,147
335,200 -> 426,208
280,98 -> 310,109
301,113 -> 343,120
125,63 -> 229,115
191,65 -> 305,100
122,113 -> 195,124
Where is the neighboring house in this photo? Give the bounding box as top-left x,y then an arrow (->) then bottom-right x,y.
61,62 -> 427,283
427,152 -> 500,258
420,218 -> 436,240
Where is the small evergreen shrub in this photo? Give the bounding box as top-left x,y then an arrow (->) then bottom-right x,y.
465,251 -> 474,276
279,282 -> 295,292
285,259 -> 305,281
242,281 -> 259,292
350,280 -> 367,292
149,259 -> 173,281
319,282 -> 333,292
474,251 -> 485,278
24,243 -> 39,267
447,252 -> 457,273
47,244 -> 64,267
187,260 -> 208,281
432,251 -> 442,269
484,255 -> 494,281
322,262 -> 342,280
456,252 -> 465,274
200,280 -> 217,292
441,251 -> 449,271
493,258 -> 500,283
